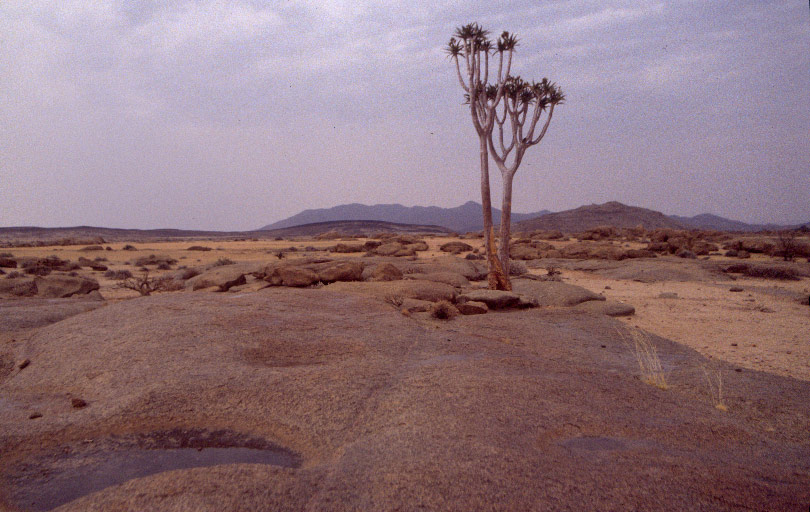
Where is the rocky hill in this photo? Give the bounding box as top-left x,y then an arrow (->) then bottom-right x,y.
516,202 -> 687,233
260,201 -> 550,234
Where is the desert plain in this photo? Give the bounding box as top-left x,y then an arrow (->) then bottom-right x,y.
1,227 -> 809,510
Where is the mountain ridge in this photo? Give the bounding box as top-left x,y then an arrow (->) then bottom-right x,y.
260,201 -> 551,233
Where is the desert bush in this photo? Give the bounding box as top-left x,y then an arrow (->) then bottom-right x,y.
187,246 -> 212,251
211,257 -> 234,267
80,245 -> 104,251
5,271 -> 22,279
104,269 -> 133,280
122,244 -> 137,251
0,252 -> 13,258
431,300 -> 459,320
617,328 -> 668,390
94,256 -> 108,262
157,262 -> 172,270
116,271 -> 181,296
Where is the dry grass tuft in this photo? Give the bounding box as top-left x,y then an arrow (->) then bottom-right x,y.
702,364 -> 727,411
617,328 -> 668,390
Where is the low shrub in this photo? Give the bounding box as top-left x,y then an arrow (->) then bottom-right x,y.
211,258 -> 234,267
187,246 -> 212,251
431,300 -> 459,320
104,269 -> 133,280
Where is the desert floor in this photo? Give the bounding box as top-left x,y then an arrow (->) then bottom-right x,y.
1,235 -> 809,510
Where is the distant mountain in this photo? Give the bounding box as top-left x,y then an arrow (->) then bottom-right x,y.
668,213 -> 793,232
260,201 -> 551,234
260,220 -> 452,237
515,202 -> 687,233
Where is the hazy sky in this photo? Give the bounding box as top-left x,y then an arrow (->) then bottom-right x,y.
2,1 -> 808,230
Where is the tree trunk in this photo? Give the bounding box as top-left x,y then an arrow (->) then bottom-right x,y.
479,138 -> 511,291
498,172 -> 514,284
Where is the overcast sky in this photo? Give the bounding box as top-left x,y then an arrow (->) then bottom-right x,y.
2,1 -> 808,230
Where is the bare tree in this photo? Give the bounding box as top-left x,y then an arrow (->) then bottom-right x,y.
489,76 -> 564,276
447,23 -> 516,290
447,24 -> 563,288
776,230 -> 799,261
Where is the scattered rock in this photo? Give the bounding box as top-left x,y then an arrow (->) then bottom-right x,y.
266,266 -> 319,288
28,412 -> 42,420
366,263 -> 403,282
457,290 -> 522,310
407,272 -> 469,288
457,301 -> 488,315
186,264 -> 257,292
0,277 -> 38,297
328,280 -> 457,303
330,243 -> 364,253
71,398 -> 88,409
79,245 -> 104,251
400,298 -> 433,313
511,280 -> 605,307
440,241 -> 473,254
310,261 -> 365,284
34,275 -> 100,298
18,359 -> 30,370
658,292 -> 679,299
573,300 -> 635,317
0,257 -> 17,268
729,287 -> 744,292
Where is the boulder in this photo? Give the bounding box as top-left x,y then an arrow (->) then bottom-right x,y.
0,277 -> 38,297
34,275 -> 100,298
366,263 -> 403,282
407,272 -> 469,288
573,300 -> 635,317
266,266 -> 319,288
406,241 -> 429,252
186,264 -> 258,292
375,243 -> 406,257
440,241 -> 473,254
510,245 -> 541,260
327,280 -> 457,303
414,256 -> 487,281
311,261 -> 364,284
457,290 -> 522,310
457,301 -> 488,315
511,279 -> 605,307
330,243 -> 364,253
401,298 -> 433,313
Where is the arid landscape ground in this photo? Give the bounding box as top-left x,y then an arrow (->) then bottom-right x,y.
1,226 -> 809,510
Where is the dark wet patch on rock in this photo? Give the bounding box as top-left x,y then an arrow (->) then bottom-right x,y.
6,428 -> 300,511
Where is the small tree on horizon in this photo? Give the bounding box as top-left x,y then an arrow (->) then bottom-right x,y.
447,23 -> 563,289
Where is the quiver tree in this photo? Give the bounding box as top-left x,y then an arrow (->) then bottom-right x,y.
489,76 -> 564,276
447,23 -> 563,289
447,23 -> 517,290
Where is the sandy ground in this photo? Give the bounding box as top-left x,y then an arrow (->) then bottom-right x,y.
561,271 -> 810,381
